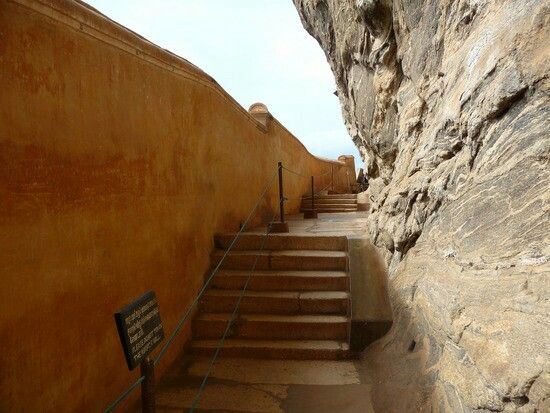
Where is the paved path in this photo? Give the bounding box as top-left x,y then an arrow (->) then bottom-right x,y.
156,356 -> 374,412
156,212 -> 377,412
249,211 -> 370,238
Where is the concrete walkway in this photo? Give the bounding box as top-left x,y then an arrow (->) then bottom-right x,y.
253,211 -> 370,238
281,212 -> 392,335
156,212 -> 380,412
156,356 -> 374,412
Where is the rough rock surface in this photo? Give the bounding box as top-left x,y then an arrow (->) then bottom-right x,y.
293,0 -> 549,411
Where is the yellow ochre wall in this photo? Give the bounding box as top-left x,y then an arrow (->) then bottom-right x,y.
0,0 -> 355,411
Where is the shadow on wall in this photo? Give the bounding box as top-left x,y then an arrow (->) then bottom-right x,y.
348,229 -> 393,353
348,219 -> 437,411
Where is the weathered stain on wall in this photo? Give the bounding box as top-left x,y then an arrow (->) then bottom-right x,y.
0,0 -> 355,411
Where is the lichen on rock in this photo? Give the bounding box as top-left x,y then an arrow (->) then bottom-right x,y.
293,0 -> 549,411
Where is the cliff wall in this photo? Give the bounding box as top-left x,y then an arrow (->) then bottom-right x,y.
294,0 -> 549,411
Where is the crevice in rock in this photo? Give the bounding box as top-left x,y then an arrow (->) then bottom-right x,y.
399,230 -> 421,256
502,395 -> 529,407
488,86 -> 528,121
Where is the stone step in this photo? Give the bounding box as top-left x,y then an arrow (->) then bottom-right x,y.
190,339 -> 350,360
194,314 -> 349,340
200,290 -> 350,314
211,250 -> 348,271
301,200 -> 357,207
214,234 -> 347,251
300,203 -> 358,209
300,204 -> 358,209
303,194 -> 356,200
301,198 -> 358,205
211,270 -> 349,291
300,208 -> 358,213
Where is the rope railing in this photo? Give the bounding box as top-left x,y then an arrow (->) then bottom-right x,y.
284,168 -> 340,202
283,163 -> 343,194
312,181 -> 333,196
187,163 -> 340,409
281,165 -> 332,179
104,169 -> 279,413
189,213 -> 277,412
104,376 -> 145,413
104,160 -> 348,412
153,170 -> 279,366
284,181 -> 333,201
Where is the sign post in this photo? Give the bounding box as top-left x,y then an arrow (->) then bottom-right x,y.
140,357 -> 155,413
114,291 -> 164,413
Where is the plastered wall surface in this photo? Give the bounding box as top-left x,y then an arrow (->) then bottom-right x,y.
348,237 -> 392,322
0,1 -> 354,411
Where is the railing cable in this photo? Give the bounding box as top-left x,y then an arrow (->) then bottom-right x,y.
188,213 -> 276,412
154,169 -> 279,366
313,181 -> 333,196
104,377 -> 144,413
281,165 -> 332,179
104,168 -> 279,413
103,160 -> 346,412
285,180 -> 334,202
282,164 -> 341,202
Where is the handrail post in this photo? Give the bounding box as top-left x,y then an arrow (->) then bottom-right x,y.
141,357 -> 155,413
304,175 -> 318,219
278,162 -> 285,224
311,176 -> 315,211
271,162 -> 289,232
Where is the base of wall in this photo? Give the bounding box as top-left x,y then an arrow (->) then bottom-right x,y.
357,203 -> 368,211
350,320 -> 392,353
271,222 -> 289,233
303,211 -> 318,219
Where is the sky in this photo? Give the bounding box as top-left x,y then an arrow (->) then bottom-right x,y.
84,0 -> 361,162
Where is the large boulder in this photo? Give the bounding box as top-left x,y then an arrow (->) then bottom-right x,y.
293,0 -> 549,411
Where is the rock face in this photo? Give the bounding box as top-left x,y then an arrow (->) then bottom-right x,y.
293,0 -> 549,411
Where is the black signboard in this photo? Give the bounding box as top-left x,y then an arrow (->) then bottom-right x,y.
114,291 -> 165,370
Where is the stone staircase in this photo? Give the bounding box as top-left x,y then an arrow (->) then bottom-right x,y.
300,193 -> 358,214
190,233 -> 351,359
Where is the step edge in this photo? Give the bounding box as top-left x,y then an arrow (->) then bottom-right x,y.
196,314 -> 349,322
203,290 -> 350,297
